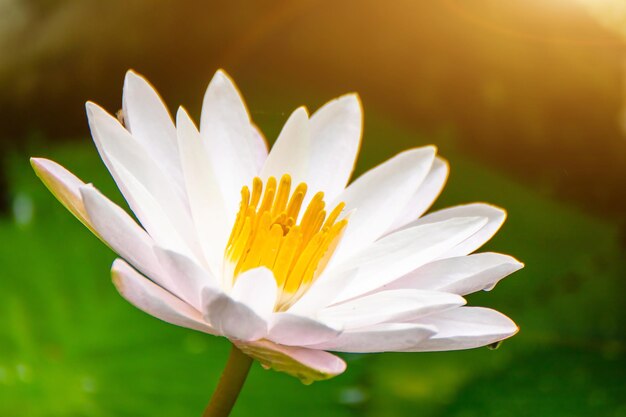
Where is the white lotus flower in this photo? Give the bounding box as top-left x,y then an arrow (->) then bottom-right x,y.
31,70 -> 522,383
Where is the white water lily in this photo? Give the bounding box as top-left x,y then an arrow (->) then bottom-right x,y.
31,70 -> 522,384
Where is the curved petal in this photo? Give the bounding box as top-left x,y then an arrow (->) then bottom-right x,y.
202,289 -> 267,342
306,93 -> 362,203
332,146 -> 436,261
407,203 -> 506,258
251,123 -> 269,172
153,247 -> 218,311
80,185 -> 164,285
287,269 -> 358,315
86,102 -> 200,257
404,307 -> 518,352
235,339 -> 346,384
111,259 -> 216,334
307,323 -> 437,353
334,216 -> 488,302
268,313 -> 341,346
384,252 -> 524,296
31,158 -> 92,231
261,106 -> 310,188
176,107 -> 229,276
200,70 -> 259,220
122,70 -> 183,190
230,267 -> 277,319
389,156 -> 449,231
318,289 -> 465,329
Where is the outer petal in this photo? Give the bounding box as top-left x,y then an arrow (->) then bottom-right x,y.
86,102 -> 200,257
384,252 -> 524,295
200,70 -> 259,220
153,247 -> 218,311
307,323 -> 437,353
306,94 -> 362,203
332,147 -> 436,261
317,289 -> 465,329
79,185 -> 164,286
235,339 -> 346,384
261,107 -> 310,188
389,157 -> 449,231
403,307 -> 519,352
268,313 -> 341,346
334,217 -> 488,302
111,259 -> 216,334
201,268 -> 276,342
176,107 -> 229,276
122,70 -> 183,191
31,158 -> 92,231
407,203 -> 506,258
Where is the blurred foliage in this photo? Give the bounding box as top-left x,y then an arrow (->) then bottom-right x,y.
0,104 -> 624,416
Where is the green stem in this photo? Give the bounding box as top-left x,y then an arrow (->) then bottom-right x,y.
202,344 -> 253,417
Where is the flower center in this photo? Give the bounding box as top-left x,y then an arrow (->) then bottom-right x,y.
224,175 -> 347,310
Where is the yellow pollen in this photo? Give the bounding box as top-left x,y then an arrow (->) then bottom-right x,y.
225,175 -> 348,310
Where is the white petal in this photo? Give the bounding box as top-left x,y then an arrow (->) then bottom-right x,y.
332,147 -> 436,261
268,313 -> 341,346
318,289 -> 465,329
86,102 -> 200,257
122,70 -> 183,190
385,252 -> 524,295
404,307 -> 518,352
79,185 -> 165,285
287,268 -> 358,315
153,247 -> 218,311
202,288 -> 268,342
389,157 -> 449,231
235,339 -> 346,383
200,70 -> 259,220
334,216 -> 488,302
31,158 -> 92,231
408,203 -> 506,258
307,323 -> 437,353
306,94 -> 362,203
111,259 -> 215,334
251,123 -> 269,172
230,267 -> 278,319
176,107 -> 229,276
261,106 -> 310,187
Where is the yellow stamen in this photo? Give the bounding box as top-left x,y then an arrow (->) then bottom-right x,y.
224,175 -> 348,310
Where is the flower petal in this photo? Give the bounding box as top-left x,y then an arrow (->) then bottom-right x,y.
385,252 -> 524,295
202,290 -> 267,342
251,123 -> 269,172
122,70 -> 183,190
153,247 -> 219,310
389,156 -> 449,231
334,216 -> 488,302
268,313 -> 341,346
176,107 -> 229,276
318,289 -> 465,329
200,70 -> 259,220
307,323 -> 437,353
407,203 -> 506,258
332,147 -> 436,261
261,106 -> 310,188
79,185 -> 164,284
404,307 -> 518,352
235,339 -> 346,384
287,268 -> 358,315
86,102 -> 200,257
306,94 -> 362,203
230,267 -> 278,319
111,259 -> 216,334
31,158 -> 92,230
